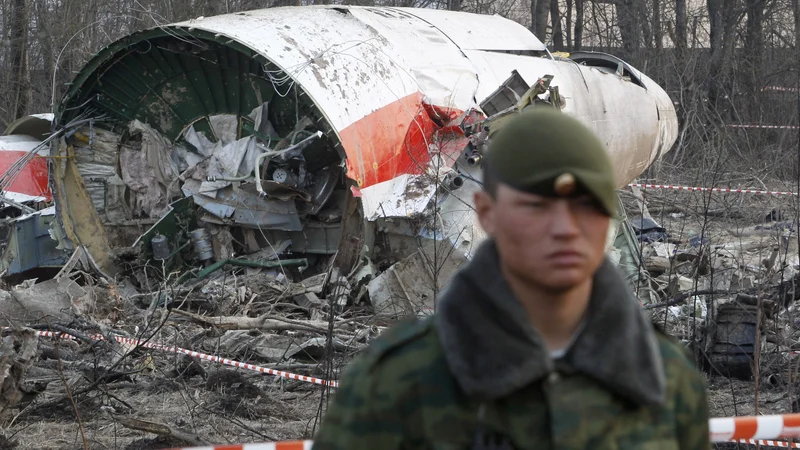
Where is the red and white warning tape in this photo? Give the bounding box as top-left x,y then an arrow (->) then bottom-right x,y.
167,442 -> 313,450
710,413 -> 800,442
628,183 -> 798,196
4,328 -> 338,388
15,330 -> 800,449
734,439 -> 800,448
763,86 -> 800,93
727,124 -> 800,130
164,433 -> 800,449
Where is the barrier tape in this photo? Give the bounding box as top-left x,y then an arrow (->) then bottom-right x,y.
734,439 -> 800,448
727,124 -> 800,129
763,86 -> 800,93
2,328 -> 338,388
710,413 -> 800,442
164,413 -> 800,449
628,183 -> 798,196
12,329 -> 800,448
167,443 -> 313,450
164,437 -> 800,449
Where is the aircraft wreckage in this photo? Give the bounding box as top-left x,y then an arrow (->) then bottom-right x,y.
0,6 -> 678,313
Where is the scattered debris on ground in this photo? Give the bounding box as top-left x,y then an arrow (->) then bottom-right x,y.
621,182 -> 800,430
1,180 -> 798,449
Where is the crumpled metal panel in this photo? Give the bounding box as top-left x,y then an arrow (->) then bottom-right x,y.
1,206 -> 70,278
192,186 -> 302,231
360,174 -> 438,222
464,49 -> 675,187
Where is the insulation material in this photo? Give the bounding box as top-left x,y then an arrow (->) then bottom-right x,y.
129,121 -> 182,196
119,147 -> 169,217
118,121 -> 183,218
71,126 -> 127,222
208,114 -> 239,145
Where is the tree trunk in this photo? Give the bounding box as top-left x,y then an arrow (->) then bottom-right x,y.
707,0 -> 741,114
676,0 -> 687,49
530,0 -> 551,43
653,0 -> 662,49
794,0 -> 800,49
707,0 -> 724,107
743,0 -> 765,120
8,0 -> 31,120
565,0 -> 573,50
616,0 -> 641,55
34,0 -> 56,108
639,1 -> 653,49
551,0 -> 564,50
574,0 -> 584,50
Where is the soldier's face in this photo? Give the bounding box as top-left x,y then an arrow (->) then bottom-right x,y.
474,183 -> 610,292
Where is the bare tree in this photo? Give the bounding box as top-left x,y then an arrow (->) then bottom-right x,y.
707,0 -> 743,112
653,0 -> 663,49
795,0 -> 800,48
676,0 -> 687,50
7,0 -> 31,121
531,0 -> 551,42
743,0 -> 767,109
574,0 -> 584,50
551,0 -> 565,49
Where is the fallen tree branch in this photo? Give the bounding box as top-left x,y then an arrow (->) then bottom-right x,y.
53,333 -> 89,450
112,415 -> 208,446
170,309 -> 338,333
49,325 -> 100,347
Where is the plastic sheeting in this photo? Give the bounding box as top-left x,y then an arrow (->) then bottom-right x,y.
181,105 -> 275,193
119,120 -> 183,218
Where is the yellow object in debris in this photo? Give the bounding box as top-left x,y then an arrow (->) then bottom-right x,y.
137,355 -> 156,373
551,51 -> 571,58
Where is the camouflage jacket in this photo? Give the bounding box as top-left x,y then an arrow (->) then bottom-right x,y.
313,240 -> 710,450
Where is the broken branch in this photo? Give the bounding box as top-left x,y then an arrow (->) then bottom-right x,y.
112,415 -> 208,446
170,309 -> 335,333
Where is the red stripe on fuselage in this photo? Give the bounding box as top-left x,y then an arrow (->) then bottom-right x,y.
338,92 -> 465,188
0,150 -> 51,200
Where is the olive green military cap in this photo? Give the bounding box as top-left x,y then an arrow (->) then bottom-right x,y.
484,107 -> 617,216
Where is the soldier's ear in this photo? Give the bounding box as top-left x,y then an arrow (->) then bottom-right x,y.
474,190 -> 495,235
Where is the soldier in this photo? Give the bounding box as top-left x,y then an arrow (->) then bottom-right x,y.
312,108 -> 710,449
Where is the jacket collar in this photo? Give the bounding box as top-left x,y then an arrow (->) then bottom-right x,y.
435,239 -> 666,406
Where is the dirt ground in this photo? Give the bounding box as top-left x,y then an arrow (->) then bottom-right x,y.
3,365 -> 328,449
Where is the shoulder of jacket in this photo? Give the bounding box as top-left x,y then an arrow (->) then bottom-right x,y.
354,315 -> 439,373
651,322 -> 707,388
650,322 -> 691,363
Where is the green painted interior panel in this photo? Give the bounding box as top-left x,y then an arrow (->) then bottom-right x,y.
57,28 -> 338,149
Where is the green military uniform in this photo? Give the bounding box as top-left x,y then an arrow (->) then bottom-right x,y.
312,240 -> 709,449
312,109 -> 709,449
